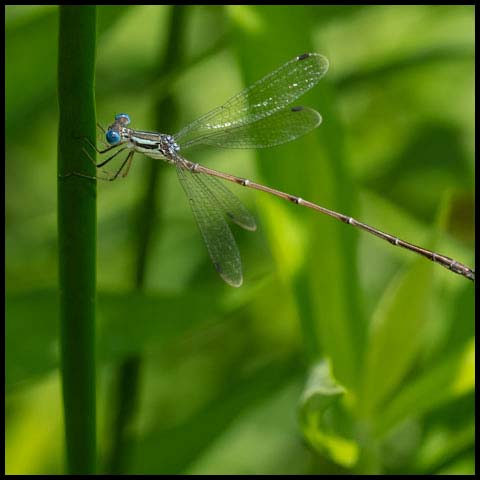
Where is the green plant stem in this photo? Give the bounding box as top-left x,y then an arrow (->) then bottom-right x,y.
57,5 -> 97,475
105,5 -> 187,474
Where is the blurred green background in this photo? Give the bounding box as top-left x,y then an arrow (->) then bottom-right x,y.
5,5 -> 475,475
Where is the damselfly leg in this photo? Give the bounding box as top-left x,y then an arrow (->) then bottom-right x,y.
64,124 -> 135,181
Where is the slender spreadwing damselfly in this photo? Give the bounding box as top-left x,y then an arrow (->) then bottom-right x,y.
67,53 -> 475,286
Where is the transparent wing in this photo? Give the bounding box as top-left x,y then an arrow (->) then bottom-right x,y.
176,162 -> 247,287
198,173 -> 257,231
178,106 -> 321,150
174,53 -> 328,147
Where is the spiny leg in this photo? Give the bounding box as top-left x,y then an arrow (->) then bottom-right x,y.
96,146 -> 129,168
121,152 -> 134,178
70,135 -> 124,179
86,149 -> 134,181
60,145 -> 133,181
59,151 -> 134,182
77,144 -> 127,179
111,151 -> 134,181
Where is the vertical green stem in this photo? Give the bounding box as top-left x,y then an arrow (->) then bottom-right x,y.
57,6 -> 97,474
105,5 -> 187,473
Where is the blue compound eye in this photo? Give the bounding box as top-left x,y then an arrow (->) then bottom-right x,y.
115,113 -> 130,125
106,129 -> 121,145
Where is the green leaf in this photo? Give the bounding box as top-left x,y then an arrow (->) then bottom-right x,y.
360,256 -> 434,418
375,339 -> 474,437
130,354 -> 303,474
299,360 -> 358,468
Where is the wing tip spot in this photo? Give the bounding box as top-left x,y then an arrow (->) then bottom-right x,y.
297,53 -> 311,61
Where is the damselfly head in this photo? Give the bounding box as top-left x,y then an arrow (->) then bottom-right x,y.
105,113 -> 131,145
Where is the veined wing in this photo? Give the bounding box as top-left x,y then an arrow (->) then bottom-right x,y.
178,106 -> 321,150
197,173 -> 257,231
176,162 -> 249,287
174,53 -> 328,147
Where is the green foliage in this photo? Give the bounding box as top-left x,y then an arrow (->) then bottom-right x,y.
6,4 -> 474,475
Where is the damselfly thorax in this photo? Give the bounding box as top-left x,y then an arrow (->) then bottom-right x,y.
107,116 -> 181,164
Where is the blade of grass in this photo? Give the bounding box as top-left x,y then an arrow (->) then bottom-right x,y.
130,353 -> 303,474
104,5 -> 188,474
57,5 -> 97,474
229,4 -> 364,387
335,45 -> 475,91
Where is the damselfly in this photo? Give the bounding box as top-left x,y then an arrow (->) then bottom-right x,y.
71,53 -> 475,286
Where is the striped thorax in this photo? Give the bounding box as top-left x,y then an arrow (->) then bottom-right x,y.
105,113 -> 180,164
